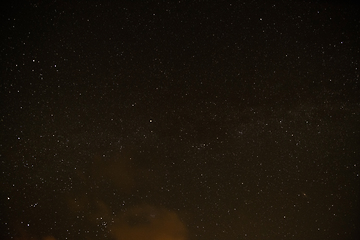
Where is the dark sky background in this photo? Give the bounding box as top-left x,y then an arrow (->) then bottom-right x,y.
1,0 -> 360,240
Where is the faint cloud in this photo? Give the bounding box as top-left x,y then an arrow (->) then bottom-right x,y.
92,154 -> 136,192
110,204 -> 188,240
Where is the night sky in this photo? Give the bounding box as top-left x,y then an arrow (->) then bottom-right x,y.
1,0 -> 360,240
